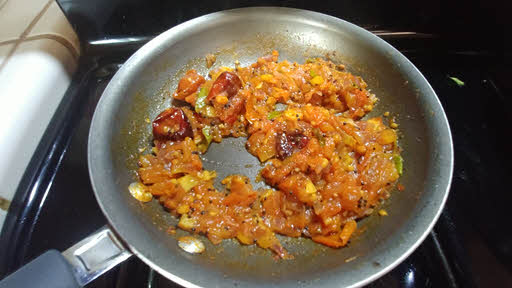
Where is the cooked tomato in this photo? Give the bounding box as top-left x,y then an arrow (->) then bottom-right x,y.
173,70 -> 205,100
133,51 -> 402,259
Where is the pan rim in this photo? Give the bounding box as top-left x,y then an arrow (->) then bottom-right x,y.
88,6 -> 454,288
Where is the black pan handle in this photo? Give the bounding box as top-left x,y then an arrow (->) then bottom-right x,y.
0,250 -> 79,288
0,227 -> 132,287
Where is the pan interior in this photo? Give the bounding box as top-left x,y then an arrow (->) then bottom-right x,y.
89,7 -> 452,288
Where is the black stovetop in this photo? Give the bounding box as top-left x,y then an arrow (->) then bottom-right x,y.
1,2 -> 509,288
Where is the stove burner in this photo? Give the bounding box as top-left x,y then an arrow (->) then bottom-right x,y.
0,17 -> 509,288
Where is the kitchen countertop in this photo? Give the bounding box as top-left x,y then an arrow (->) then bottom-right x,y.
0,0 -> 79,232
0,1 -> 508,287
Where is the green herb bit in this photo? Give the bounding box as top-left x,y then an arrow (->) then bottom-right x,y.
393,155 -> 404,175
313,128 -> 325,146
267,110 -> 282,120
448,76 -> 465,87
202,126 -> 213,146
195,87 -> 208,113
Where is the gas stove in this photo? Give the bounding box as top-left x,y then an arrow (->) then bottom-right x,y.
1,2 -> 509,287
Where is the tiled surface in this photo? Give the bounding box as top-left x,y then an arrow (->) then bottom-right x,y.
0,38 -> 76,212
0,1 -> 79,232
28,1 -> 80,57
0,42 -> 10,238
0,210 -> 5,237
0,43 -> 14,67
0,0 -> 7,12
0,0 -> 79,59
0,0 -> 51,43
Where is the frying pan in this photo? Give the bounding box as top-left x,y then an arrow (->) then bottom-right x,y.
0,7 -> 453,288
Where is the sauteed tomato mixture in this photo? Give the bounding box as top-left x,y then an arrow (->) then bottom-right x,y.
131,51 -> 403,258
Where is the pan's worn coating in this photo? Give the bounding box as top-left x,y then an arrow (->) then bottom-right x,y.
88,7 -> 453,288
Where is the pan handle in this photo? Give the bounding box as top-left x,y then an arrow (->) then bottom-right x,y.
62,226 -> 133,286
0,226 -> 132,288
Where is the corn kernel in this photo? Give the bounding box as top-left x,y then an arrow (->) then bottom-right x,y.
377,129 -> 397,145
215,95 -> 228,105
333,134 -> 342,144
310,75 -> 324,85
342,134 -> 357,148
305,179 -> 317,194
366,118 -> 383,132
256,229 -> 275,249
356,144 -> 367,154
320,157 -> 329,168
261,189 -> 273,200
284,109 -> 303,121
260,74 -> 274,82
177,175 -> 199,192
378,209 -> 388,216
219,66 -> 233,72
138,155 -> 151,167
177,204 -> 190,214
342,154 -> 354,171
221,175 -> 233,185
198,170 -> 217,181
236,233 -> 253,245
178,214 -> 196,229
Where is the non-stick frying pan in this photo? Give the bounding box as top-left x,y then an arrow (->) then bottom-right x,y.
0,7 -> 453,288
